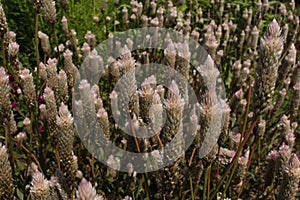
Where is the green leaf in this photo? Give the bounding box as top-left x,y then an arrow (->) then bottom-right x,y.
17,188 -> 24,200
17,121 -> 24,128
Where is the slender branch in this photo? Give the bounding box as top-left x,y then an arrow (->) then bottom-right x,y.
35,13 -> 40,87
130,118 -> 140,152
190,177 -> 194,200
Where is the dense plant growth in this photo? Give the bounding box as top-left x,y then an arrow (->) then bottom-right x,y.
0,0 -> 299,199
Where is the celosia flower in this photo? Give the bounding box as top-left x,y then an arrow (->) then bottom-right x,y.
0,143 -> 15,199
76,178 -> 103,200
11,102 -> 18,109
253,19 -> 284,114
30,171 -> 50,199
38,125 -> 43,132
0,2 -> 8,39
278,154 -> 300,200
20,69 -> 37,108
42,0 -> 56,25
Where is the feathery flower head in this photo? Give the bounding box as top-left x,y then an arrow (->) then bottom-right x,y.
285,154 -> 300,176
76,178 -> 103,200
30,171 -> 50,199
20,68 -> 32,80
166,80 -> 181,105
0,67 -> 9,85
261,19 -> 283,57
118,45 -> 135,72
8,42 -> 19,58
57,102 -> 73,126
20,69 -> 36,107
42,0 -> 56,25
267,150 -> 279,160
0,3 -> 7,39
0,143 -> 15,199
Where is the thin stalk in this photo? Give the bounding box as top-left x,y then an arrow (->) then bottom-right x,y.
189,147 -> 197,166
130,119 -> 140,152
151,127 -> 164,148
91,153 -> 95,179
216,146 -> 221,183
129,119 -> 152,198
241,78 -> 253,138
203,166 -> 208,200
211,78 -> 256,199
207,165 -> 211,200
221,158 -> 238,199
209,117 -> 259,200
35,13 -> 40,88
190,177 -> 195,200
21,143 -> 43,173
237,138 -> 257,198
4,123 -> 14,174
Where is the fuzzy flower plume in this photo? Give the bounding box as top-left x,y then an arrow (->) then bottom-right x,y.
253,19 -> 283,114
42,0 -> 56,25
30,171 -> 51,200
76,178 -> 103,200
56,103 -> 77,196
20,69 -> 36,108
0,143 -> 15,200
278,154 -> 300,200
0,2 -> 7,39
0,67 -> 11,123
